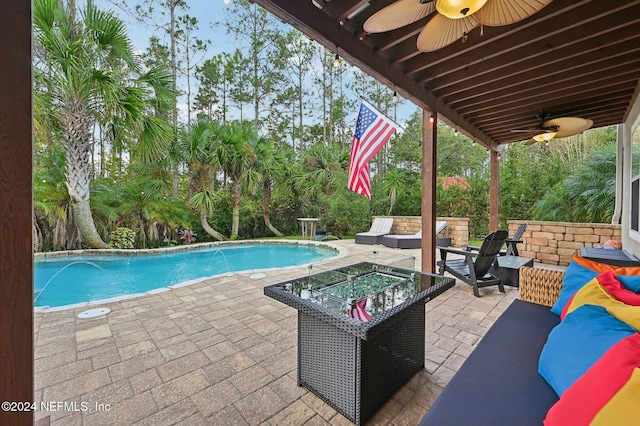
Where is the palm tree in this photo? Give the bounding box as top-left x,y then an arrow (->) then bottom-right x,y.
295,142 -> 350,200
180,119 -> 228,241
33,0 -> 175,248
251,136 -> 289,236
213,122 -> 256,239
383,169 -> 407,215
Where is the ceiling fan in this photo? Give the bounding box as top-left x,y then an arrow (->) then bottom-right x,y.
511,111 -> 594,145
363,0 -> 553,52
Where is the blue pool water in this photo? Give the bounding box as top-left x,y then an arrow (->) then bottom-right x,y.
34,243 -> 337,308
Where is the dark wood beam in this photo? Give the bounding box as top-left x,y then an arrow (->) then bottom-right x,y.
416,4 -> 640,89
0,2 -> 34,425
421,110 -> 436,274
490,151 -> 499,232
460,75 -> 640,118
471,83 -> 636,122
444,37 -> 640,106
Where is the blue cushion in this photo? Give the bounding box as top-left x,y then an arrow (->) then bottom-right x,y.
551,261 -> 598,315
538,304 -> 636,396
618,275 -> 640,292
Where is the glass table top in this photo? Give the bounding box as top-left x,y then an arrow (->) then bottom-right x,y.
270,262 -> 449,319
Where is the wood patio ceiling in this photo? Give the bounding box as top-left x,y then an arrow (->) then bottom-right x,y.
252,0 -> 640,150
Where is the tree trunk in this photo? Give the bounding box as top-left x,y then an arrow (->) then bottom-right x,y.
262,181 -> 282,236
73,200 -> 108,248
231,180 -> 242,239
200,212 -> 227,241
63,102 -> 108,248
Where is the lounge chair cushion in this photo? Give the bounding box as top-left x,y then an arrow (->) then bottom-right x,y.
419,299 -> 560,426
355,218 -> 394,245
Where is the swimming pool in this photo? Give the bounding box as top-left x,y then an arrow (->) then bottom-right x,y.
34,243 -> 338,308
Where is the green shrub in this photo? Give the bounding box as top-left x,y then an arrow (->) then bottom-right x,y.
109,227 -> 136,249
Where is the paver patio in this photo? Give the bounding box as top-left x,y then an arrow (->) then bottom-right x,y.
34,240 -> 556,425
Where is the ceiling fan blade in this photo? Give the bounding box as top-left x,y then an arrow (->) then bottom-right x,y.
475,0 -> 553,26
417,13 -> 478,52
364,0 -> 435,33
543,117 -> 594,138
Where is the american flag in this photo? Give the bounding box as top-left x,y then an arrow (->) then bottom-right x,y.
347,101 -> 397,200
348,297 -> 372,322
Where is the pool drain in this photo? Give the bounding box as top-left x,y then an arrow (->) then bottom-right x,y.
77,307 -> 111,319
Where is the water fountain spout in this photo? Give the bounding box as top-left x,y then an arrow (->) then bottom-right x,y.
34,261 -> 104,304
211,249 -> 231,273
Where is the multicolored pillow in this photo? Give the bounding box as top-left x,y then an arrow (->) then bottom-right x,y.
551,256 -> 640,316
544,333 -> 640,426
538,304 -> 636,396
561,270 -> 640,330
573,256 -> 640,292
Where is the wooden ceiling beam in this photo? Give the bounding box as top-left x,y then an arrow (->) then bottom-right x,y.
450,60 -> 640,112
417,7 -> 640,89
443,35 -> 640,106
457,72 -> 640,117
321,0 -> 368,21
467,81 -> 637,123
255,0 -> 640,147
489,107 -> 630,141
473,90 -> 633,127
488,104 -> 631,137
475,94 -> 634,138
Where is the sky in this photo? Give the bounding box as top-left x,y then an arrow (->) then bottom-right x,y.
99,0 -> 234,55
96,0 -> 418,130
95,0 -> 249,122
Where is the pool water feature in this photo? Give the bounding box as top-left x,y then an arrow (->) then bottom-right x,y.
34,243 -> 337,308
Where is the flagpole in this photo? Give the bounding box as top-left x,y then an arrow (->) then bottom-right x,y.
360,98 -> 423,145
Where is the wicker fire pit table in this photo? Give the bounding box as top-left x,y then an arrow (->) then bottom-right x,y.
264,262 -> 454,425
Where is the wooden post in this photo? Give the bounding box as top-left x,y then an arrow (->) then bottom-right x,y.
421,110 -> 437,274
0,2 -> 34,425
490,149 -> 499,232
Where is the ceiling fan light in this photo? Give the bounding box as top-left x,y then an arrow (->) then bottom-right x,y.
436,0 -> 488,19
532,131 -> 556,142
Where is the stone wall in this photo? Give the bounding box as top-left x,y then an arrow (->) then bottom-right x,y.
372,216 -> 469,248
508,220 -> 622,266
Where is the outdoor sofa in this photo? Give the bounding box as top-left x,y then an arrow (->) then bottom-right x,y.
420,257 -> 640,425
380,221 -> 450,249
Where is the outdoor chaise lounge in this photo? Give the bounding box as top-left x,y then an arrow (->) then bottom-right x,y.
355,217 -> 393,245
381,221 -> 449,249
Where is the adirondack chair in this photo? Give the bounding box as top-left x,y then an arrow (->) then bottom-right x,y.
467,222 -> 528,256
437,230 -> 509,297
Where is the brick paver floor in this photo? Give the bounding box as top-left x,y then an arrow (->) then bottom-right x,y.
34,240 -> 552,425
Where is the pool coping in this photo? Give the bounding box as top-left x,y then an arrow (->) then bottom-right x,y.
34,240 -> 347,313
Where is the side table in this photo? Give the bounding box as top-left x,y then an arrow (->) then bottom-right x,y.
492,256 -> 534,287
297,217 -> 320,240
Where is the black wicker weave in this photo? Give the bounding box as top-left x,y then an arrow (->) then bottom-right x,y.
264,263 -> 454,425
